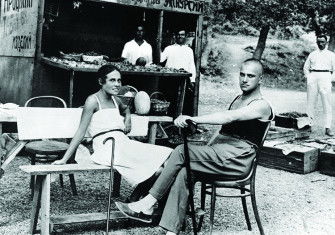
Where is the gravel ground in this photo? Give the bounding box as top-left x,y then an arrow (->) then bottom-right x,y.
1,146 -> 335,235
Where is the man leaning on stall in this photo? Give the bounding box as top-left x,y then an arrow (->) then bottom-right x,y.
121,25 -> 153,66
303,34 -> 335,136
115,59 -> 273,235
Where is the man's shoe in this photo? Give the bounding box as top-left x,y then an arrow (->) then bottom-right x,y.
325,128 -> 334,137
115,201 -> 152,223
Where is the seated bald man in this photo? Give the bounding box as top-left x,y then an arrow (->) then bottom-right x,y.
115,58 -> 273,235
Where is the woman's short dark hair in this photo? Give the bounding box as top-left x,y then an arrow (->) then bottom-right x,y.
97,64 -> 121,84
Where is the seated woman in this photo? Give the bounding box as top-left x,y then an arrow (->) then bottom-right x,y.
53,64 -> 172,187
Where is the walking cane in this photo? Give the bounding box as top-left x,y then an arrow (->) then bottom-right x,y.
104,136 -> 116,235
181,119 -> 198,235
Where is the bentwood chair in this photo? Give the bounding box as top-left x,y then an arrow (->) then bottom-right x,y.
24,96 -> 77,196
195,122 -> 271,235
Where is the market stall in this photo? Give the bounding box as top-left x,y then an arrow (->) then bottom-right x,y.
0,0 -> 208,116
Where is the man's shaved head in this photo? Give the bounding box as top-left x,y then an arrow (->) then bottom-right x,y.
242,58 -> 264,75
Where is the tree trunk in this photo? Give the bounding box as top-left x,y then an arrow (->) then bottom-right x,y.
312,10 -> 322,36
253,25 -> 270,60
328,33 -> 335,52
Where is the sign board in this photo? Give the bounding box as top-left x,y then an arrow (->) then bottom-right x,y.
99,0 -> 207,14
0,0 -> 39,57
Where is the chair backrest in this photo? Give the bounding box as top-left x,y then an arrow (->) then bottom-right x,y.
258,120 -> 272,148
24,96 -> 67,108
207,120 -> 272,148
246,121 -> 271,182
203,121 -> 271,182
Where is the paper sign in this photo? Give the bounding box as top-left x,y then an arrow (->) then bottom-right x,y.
0,0 -> 38,57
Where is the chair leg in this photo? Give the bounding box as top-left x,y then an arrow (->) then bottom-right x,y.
112,171 -> 121,197
69,174 -> 77,196
59,174 -> 64,187
30,154 -> 36,199
251,181 -> 265,235
241,188 -> 252,230
209,185 -> 216,235
197,182 -> 206,232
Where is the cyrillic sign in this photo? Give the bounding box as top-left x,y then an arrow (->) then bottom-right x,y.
0,0 -> 38,57
108,0 -> 206,14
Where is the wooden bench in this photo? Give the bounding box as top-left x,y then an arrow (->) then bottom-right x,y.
20,163 -> 128,234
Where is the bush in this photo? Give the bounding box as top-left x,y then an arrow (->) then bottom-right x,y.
211,20 -> 259,36
212,20 -> 305,40
240,25 -> 259,36
272,25 -> 306,40
201,49 -> 228,77
261,41 -> 313,90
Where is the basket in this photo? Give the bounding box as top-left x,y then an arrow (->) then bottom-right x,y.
155,124 -> 181,148
116,85 -> 138,112
150,92 -> 170,116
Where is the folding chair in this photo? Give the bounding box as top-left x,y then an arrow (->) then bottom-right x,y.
17,103 -> 82,197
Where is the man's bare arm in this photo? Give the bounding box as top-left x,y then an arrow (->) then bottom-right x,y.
174,100 -> 271,127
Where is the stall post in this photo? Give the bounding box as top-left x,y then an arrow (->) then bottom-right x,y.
193,14 -> 204,116
35,0 -> 45,62
31,0 -> 46,103
154,10 -> 164,64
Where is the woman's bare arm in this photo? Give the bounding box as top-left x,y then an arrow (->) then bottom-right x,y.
53,96 -> 96,164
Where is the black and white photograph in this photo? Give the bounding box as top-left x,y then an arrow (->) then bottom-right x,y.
0,0 -> 335,234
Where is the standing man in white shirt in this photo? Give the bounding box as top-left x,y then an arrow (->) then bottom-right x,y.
121,25 -> 153,66
304,34 -> 335,136
161,30 -> 196,115
160,30 -> 196,83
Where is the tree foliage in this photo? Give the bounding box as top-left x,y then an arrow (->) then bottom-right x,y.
206,0 -> 335,33
204,0 -> 335,56
207,0 -> 308,29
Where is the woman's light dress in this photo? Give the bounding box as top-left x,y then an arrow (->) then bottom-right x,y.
83,95 -> 172,186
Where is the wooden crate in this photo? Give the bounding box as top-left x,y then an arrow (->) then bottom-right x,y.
274,115 -> 299,129
266,126 -> 296,141
266,126 -> 311,141
319,150 -> 335,176
274,115 -> 311,130
259,141 -> 319,174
